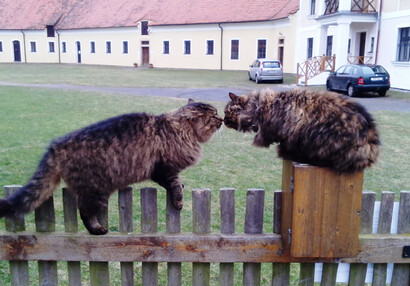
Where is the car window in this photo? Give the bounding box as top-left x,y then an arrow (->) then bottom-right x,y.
336,66 -> 346,75
263,61 -> 280,68
352,67 -> 359,76
362,66 -> 376,76
371,66 -> 387,73
343,66 -> 352,75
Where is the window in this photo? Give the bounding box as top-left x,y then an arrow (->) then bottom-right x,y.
206,40 -> 214,55
106,41 -> 111,53
348,39 -> 351,53
141,21 -> 149,35
369,37 -> 374,53
123,41 -> 128,54
397,27 -> 410,62
30,42 -> 37,52
49,42 -> 55,53
46,25 -> 55,37
184,40 -> 191,55
163,41 -> 170,54
307,38 -> 313,59
257,39 -> 267,59
62,42 -> 66,53
141,41 -> 149,45
310,0 -> 316,15
90,42 -> 95,53
0,41 -> 2,52
326,36 -> 333,56
231,39 -> 239,60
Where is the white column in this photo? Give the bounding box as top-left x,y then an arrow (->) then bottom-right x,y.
316,25 -> 328,57
334,20 -> 351,68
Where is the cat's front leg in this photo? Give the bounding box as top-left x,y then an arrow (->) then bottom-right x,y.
151,169 -> 184,210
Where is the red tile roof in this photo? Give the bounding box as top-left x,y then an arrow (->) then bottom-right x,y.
0,0 -> 299,30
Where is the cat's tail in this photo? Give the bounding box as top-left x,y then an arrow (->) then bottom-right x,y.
0,149 -> 61,218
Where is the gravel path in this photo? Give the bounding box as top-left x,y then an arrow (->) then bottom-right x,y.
1,81 -> 410,112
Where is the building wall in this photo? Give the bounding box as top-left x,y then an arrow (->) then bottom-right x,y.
0,30 -> 25,63
58,27 -> 142,67
24,30 -> 59,63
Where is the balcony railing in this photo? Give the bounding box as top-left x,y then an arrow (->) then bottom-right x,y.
324,0 -> 376,15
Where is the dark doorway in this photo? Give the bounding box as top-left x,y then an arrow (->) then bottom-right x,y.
326,36 -> 333,56
359,32 -> 366,64
76,41 -> 81,63
142,47 -> 149,66
278,46 -> 284,66
13,40 -> 21,62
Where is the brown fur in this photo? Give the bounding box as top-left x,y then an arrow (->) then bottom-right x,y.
224,88 -> 380,173
0,99 -> 222,235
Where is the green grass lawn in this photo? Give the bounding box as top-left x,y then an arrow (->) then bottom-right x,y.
0,64 -> 409,285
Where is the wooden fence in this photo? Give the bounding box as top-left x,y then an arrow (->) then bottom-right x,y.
296,55 -> 335,86
0,185 -> 409,285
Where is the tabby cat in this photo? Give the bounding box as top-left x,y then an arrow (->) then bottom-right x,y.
0,99 -> 222,235
224,88 -> 380,173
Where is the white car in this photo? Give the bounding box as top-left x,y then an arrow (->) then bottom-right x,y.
248,59 -> 283,84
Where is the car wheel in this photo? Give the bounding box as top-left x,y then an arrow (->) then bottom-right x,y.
255,75 -> 260,84
347,85 -> 356,97
278,79 -> 283,84
326,81 -> 332,91
378,90 -> 387,97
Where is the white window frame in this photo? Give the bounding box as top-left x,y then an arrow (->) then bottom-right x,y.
184,40 -> 191,55
230,39 -> 240,60
206,39 -> 214,55
257,39 -> 267,59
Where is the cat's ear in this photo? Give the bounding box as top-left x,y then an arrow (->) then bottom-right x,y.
229,92 -> 238,103
188,98 -> 195,104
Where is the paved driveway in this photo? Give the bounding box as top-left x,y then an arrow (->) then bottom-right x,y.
1,81 -> 410,112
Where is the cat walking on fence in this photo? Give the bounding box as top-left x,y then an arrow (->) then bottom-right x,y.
224,88 -> 380,173
0,99 -> 223,235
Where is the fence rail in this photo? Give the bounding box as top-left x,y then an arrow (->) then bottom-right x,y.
1,185 -> 410,285
296,55 -> 335,86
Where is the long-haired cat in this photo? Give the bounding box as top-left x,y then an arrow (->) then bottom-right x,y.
0,99 -> 222,235
224,88 -> 380,173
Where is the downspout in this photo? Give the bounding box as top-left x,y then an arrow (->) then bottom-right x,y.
56,30 -> 61,63
374,0 -> 383,64
20,30 -> 27,63
218,23 -> 223,70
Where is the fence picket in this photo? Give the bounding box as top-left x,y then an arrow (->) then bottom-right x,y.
167,189 -> 182,286
192,188 -> 211,286
141,187 -> 158,286
391,191 -> 410,286
118,187 -> 134,286
4,185 -> 29,286
299,263 -> 314,286
220,188 -> 235,286
62,188 -> 82,286
272,191 -> 290,286
348,191 -> 375,285
89,199 -> 109,286
373,191 -> 394,286
321,263 -> 337,286
243,189 -> 264,286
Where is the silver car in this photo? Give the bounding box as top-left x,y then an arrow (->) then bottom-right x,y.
248,59 -> 283,84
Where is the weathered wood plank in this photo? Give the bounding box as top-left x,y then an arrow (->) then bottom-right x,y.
4,185 -> 29,286
392,191 -> 410,286
348,191 -> 375,286
243,189 -> 264,286
220,188 -> 235,286
321,263 -> 338,286
0,232 -> 409,263
36,196 -> 58,286
192,189 -> 211,286
141,187 -> 158,286
62,188 -> 82,286
167,189 -> 182,286
299,263 -> 314,286
118,187 -> 134,286
373,191 -> 394,286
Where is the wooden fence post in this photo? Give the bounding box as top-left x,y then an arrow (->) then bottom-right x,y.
391,191 -> 410,286
192,188 -> 211,286
243,188 -> 264,286
35,193 -> 58,285
63,188 -> 82,286
3,185 -> 29,286
141,187 -> 158,286
167,188 -> 182,286
118,186 -> 134,286
220,188 -> 235,286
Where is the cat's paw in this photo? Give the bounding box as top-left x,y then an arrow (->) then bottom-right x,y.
89,226 -> 108,235
172,193 -> 184,210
